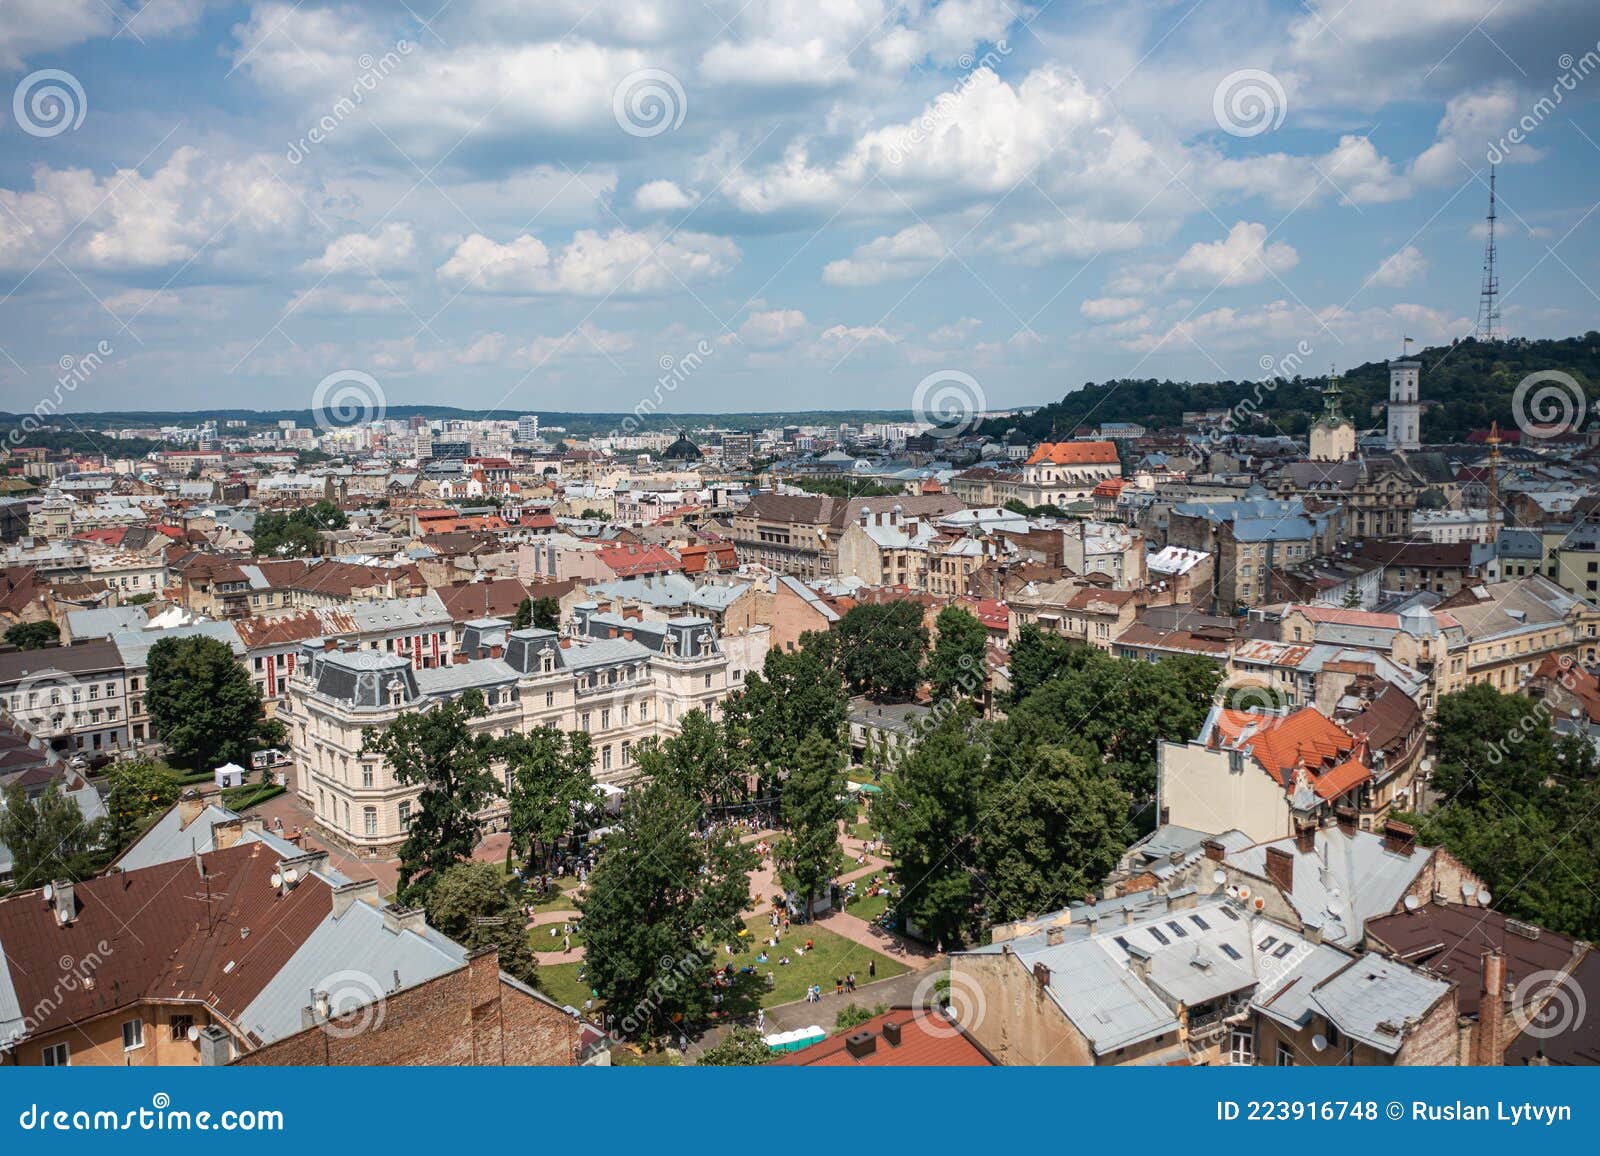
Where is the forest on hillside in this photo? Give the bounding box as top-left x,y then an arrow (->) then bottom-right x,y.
984,334 -> 1600,444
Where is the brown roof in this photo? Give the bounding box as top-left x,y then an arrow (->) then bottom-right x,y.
436,578 -> 531,622
768,1007 -> 994,1066
1353,539 -> 1479,569
1366,904 -> 1582,1019
0,842 -> 331,1042
1342,684 -> 1423,752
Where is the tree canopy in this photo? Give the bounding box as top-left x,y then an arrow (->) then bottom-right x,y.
423,861 -> 539,987
4,621 -> 59,650
145,634 -> 271,771
251,500 -> 349,557
0,783 -> 102,891
501,727 -> 596,872
360,689 -> 499,901
927,605 -> 988,702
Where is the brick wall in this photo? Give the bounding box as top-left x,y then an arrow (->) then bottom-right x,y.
236,950 -> 579,1066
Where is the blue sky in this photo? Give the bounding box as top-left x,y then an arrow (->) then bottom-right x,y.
0,0 -> 1597,419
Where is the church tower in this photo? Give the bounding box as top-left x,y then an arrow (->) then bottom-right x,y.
1386,348 -> 1421,451
1309,369 -> 1355,462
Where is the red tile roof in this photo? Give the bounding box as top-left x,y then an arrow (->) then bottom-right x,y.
1211,706 -> 1357,785
596,543 -> 682,577
1024,440 -> 1120,466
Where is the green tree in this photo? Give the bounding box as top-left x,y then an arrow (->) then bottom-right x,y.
423,861 -> 539,987
361,690 -> 499,901
4,621 -> 59,650
145,635 -> 271,771
511,597 -> 533,630
880,710 -> 987,948
824,602 -> 929,699
653,709 -> 742,811
530,596 -> 560,630
697,1026 -> 772,1065
578,778 -> 756,1037
775,731 -> 846,920
500,727 -> 596,872
724,645 -> 847,796
1006,623 -> 1075,705
977,745 -> 1132,922
927,606 -> 988,702
251,500 -> 348,557
0,783 -> 102,890
102,756 -> 183,851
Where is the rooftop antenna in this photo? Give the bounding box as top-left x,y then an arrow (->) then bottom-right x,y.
1475,166 -> 1500,342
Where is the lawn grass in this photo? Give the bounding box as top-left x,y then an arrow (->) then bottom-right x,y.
730,917 -> 906,1010
611,1046 -> 683,1066
844,890 -> 893,927
530,920 -> 585,951
537,961 -> 599,1011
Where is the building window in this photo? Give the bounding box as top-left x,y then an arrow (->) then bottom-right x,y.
364,807 -> 378,837
580,712 -> 591,732
1229,1029 -> 1253,1066
41,1042 -> 69,1067
545,691 -> 554,708
602,746 -> 613,771
170,1014 -> 195,1042
361,764 -> 374,788
1275,1041 -> 1295,1066
122,1019 -> 144,1051
601,708 -> 610,730
621,740 -> 631,765
398,801 -> 411,829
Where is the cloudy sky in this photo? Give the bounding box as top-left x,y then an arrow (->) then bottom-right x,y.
0,0 -> 1597,419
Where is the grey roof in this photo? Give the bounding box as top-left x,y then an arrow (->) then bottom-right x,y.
1227,827 -> 1430,948
115,800 -> 334,878
112,621 -> 245,670
1307,955 -> 1452,1055
415,659 -> 519,695
238,898 -> 467,1045
64,605 -> 153,639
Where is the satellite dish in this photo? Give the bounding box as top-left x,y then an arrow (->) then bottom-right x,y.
1238,885 -> 1251,900
1212,869 -> 1227,885
1403,894 -> 1421,911
186,1026 -> 200,1042
1478,888 -> 1492,905
270,873 -> 283,889
1462,883 -> 1477,899
1311,1033 -> 1328,1052
1253,897 -> 1267,911
42,884 -> 54,902
1226,885 -> 1239,899
283,867 -> 299,884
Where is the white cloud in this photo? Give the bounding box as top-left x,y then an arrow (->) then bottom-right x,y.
928,316 -> 983,344
1411,84 -> 1529,185
1369,244 -> 1428,288
302,224 -> 417,275
438,228 -> 739,295
0,146 -> 310,274
286,284 -> 407,315
1172,222 -> 1299,288
0,0 -> 208,68
634,180 -> 696,213
738,308 -> 808,350
823,224 -> 945,286
1081,296 -> 1144,321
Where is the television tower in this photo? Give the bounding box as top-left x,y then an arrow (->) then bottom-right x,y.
1475,165 -> 1500,342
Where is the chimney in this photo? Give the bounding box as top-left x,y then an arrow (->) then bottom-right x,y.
454,652 -> 470,664
489,645 -> 503,659
382,906 -> 427,935
1476,949 -> 1507,1066
178,788 -> 206,829
1046,926 -> 1064,946
323,638 -> 338,651
844,1030 -> 877,1059
196,1024 -> 233,1066
1264,845 -> 1295,895
881,1020 -> 903,1047
332,878 -> 380,917
1202,839 -> 1225,862
210,818 -> 247,850
1032,962 -> 1051,987
1382,819 -> 1416,857
48,879 -> 76,925
1294,822 -> 1317,854
1334,807 -> 1357,838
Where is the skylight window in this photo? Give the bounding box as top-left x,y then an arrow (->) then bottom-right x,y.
1219,907 -> 1241,921
1272,943 -> 1294,959
1220,943 -> 1242,960
1190,914 -> 1211,930
1166,920 -> 1189,938
1259,935 -> 1279,951
1148,926 -> 1171,946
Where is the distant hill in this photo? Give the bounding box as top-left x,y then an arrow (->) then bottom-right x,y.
981,333 -> 1600,444
0,407 -> 917,441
